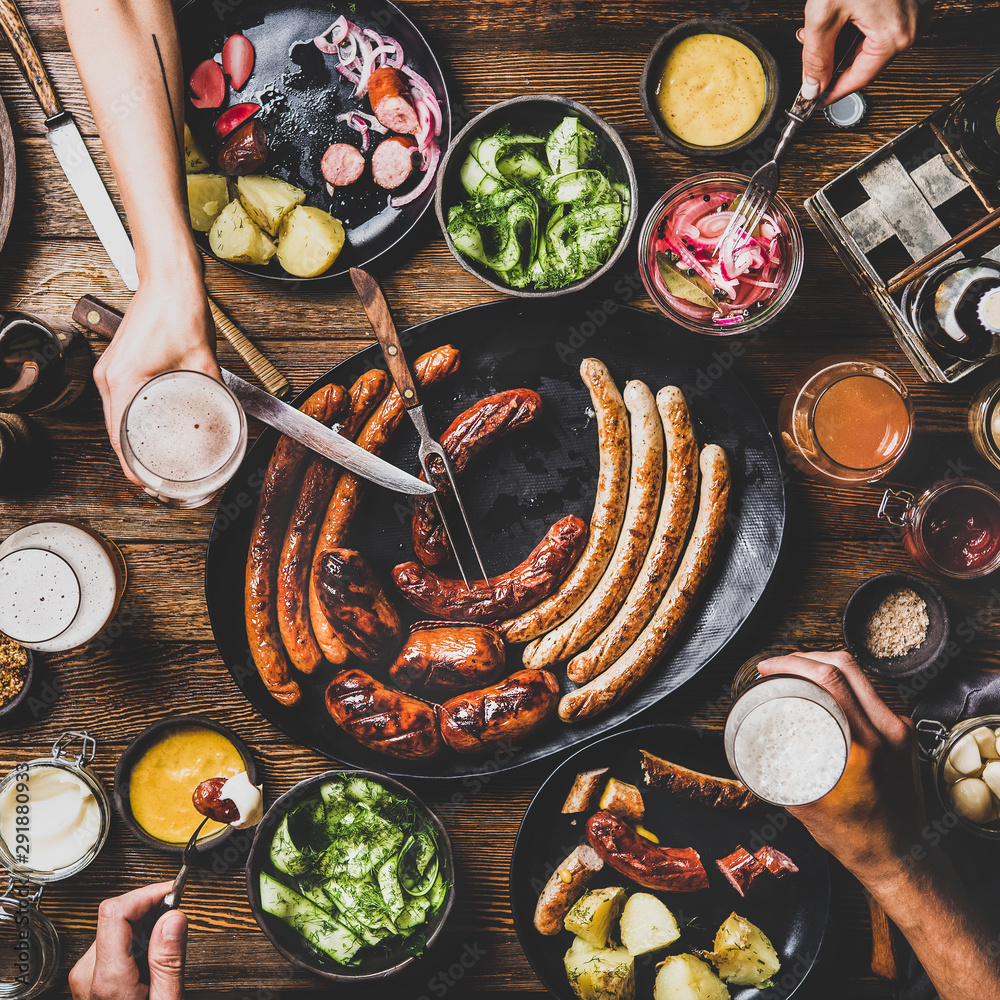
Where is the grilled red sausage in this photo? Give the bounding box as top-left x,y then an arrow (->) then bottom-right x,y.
715,846 -> 767,897
439,668 -> 560,753
218,118 -> 267,175
192,777 -> 239,824
371,136 -> 418,189
325,668 -> 441,759
586,811 -> 709,892
413,389 -> 543,567
368,66 -> 419,134
315,549 -> 404,664
393,514 -> 588,621
390,623 -> 507,694
322,142 -> 365,187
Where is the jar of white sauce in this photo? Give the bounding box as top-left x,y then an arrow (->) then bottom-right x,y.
0,732 -> 110,882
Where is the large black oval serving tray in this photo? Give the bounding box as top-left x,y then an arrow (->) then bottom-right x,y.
177,0 -> 450,283
510,724 -> 829,1000
205,299 -> 785,779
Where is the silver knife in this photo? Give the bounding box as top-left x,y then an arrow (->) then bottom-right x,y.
0,0 -> 139,289
221,370 -> 436,496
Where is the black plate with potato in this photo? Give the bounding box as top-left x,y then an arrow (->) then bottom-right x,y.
178,0 -> 451,283
511,723 -> 830,1000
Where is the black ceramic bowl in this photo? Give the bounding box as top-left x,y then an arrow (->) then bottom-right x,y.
640,19 -> 780,158
114,714 -> 259,856
842,572 -> 949,678
434,94 -> 638,298
246,769 -> 455,981
0,645 -> 33,722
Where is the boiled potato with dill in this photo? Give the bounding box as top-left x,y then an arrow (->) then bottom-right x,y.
209,198 -> 277,265
277,205 -> 346,277
619,893 -> 680,956
706,913 -> 780,987
563,886 -> 626,948
564,936 -> 635,1000
184,123 -> 210,173
236,174 -> 306,237
187,174 -> 230,232
653,954 -> 729,1000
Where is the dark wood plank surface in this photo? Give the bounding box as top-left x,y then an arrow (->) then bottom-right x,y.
3,1 -> 1000,997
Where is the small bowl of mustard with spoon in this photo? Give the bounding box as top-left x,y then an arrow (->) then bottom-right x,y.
640,19 -> 781,158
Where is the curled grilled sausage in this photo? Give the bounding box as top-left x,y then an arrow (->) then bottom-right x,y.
586,811 -> 709,892
315,549 -> 404,664
640,749 -> 758,810
389,623 -> 506,695
278,370 -> 390,672
413,388 -> 543,567
533,844 -> 604,935
308,345 -> 461,660
716,846 -> 767,897
502,359 -> 630,644
523,380 -> 663,668
325,668 -> 441,759
192,777 -> 239,824
438,668 -> 560,753
567,387 -> 697,683
218,118 -> 267,175
368,66 -> 419,134
245,384 -> 343,706
559,445 -> 730,723
393,515 -> 588,622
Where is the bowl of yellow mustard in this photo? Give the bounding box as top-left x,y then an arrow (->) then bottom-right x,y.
114,714 -> 259,855
640,19 -> 780,157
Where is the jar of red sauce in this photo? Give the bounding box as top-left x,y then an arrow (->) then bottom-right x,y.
879,479 -> 1000,579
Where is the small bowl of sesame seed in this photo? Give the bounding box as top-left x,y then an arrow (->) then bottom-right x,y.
842,572 -> 949,679
0,633 -> 33,720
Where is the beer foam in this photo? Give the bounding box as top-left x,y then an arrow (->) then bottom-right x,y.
733,697 -> 848,806
0,548 -> 80,643
0,522 -> 120,652
125,373 -> 243,486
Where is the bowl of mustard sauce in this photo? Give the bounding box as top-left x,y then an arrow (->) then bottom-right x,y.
114,715 -> 259,855
641,19 -> 780,157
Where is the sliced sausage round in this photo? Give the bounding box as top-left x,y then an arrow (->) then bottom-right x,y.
372,136 -> 418,190
321,142 -> 365,187
368,67 -> 420,134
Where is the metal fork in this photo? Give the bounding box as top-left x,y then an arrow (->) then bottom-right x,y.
350,267 -> 489,589
715,27 -> 863,258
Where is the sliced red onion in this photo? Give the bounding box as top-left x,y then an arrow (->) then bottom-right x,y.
337,63 -> 361,85
399,65 -> 442,135
391,141 -> 440,207
337,33 -> 358,65
379,36 -> 405,68
314,16 -> 351,52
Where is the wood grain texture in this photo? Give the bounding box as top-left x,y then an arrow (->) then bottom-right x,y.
4,1 -> 1000,998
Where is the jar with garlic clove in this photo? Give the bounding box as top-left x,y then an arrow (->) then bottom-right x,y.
918,715 -> 1000,838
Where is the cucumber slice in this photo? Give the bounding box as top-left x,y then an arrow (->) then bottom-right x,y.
497,149 -> 550,183
544,169 -> 611,206
270,815 -> 313,876
377,856 -> 406,919
545,116 -> 597,173
447,207 -> 489,265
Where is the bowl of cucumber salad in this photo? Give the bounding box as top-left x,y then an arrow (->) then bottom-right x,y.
435,95 -> 637,296
247,770 -> 454,980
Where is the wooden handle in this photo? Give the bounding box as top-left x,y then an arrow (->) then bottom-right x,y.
207,298 -> 291,400
0,0 -> 60,120
349,267 -> 420,408
73,295 -> 292,401
865,893 -> 900,981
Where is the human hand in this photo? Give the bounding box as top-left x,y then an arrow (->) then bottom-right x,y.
68,882 -> 188,1000
94,269 -> 218,486
757,650 -> 923,886
800,0 -> 920,104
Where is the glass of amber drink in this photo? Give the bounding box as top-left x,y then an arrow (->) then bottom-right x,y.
777,356 -> 913,486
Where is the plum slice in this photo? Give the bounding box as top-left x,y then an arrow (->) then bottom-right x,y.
222,34 -> 255,90
215,102 -> 261,142
189,58 -> 226,109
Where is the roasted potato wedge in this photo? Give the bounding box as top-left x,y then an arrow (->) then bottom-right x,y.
564,886 -> 626,948
276,205 -> 346,277
187,173 -> 230,232
209,198 -> 277,265
236,174 -> 307,237
619,893 -> 680,956
564,936 -> 635,1000
706,913 -> 780,987
184,124 -> 210,173
654,954 -> 729,1000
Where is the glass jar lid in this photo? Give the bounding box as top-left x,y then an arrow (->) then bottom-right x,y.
0,882 -> 59,1000
0,732 -> 111,883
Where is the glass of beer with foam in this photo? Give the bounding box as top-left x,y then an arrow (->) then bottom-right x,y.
120,371 -> 247,508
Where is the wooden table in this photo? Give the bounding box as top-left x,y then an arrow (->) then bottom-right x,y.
3,1 -> 1000,996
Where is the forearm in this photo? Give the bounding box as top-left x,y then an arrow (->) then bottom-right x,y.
860,851 -> 1000,1000
60,0 -> 201,281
